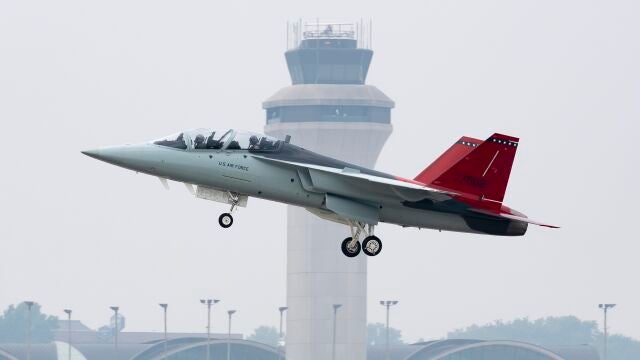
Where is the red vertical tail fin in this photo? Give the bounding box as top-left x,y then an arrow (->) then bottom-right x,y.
430,133 -> 519,203
414,136 -> 483,185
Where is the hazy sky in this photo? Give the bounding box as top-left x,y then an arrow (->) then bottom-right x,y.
1,0 -> 638,342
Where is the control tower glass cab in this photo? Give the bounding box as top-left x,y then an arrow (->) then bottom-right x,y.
265,22 -> 393,126
285,24 -> 372,85
264,20 -> 393,360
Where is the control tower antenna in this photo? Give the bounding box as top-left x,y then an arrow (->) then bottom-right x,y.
369,19 -> 371,48
286,20 -> 372,50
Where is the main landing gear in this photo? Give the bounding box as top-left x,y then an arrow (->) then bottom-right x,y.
341,220 -> 382,257
218,192 -> 241,229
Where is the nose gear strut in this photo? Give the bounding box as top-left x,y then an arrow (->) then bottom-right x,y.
218,191 -> 241,228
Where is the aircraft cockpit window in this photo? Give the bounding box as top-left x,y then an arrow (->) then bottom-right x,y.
216,130 -> 233,148
153,133 -> 187,149
253,135 -> 281,151
183,129 -> 232,150
198,130 -> 230,150
227,132 -> 281,151
193,133 -> 206,149
206,130 -> 227,149
154,129 -> 280,151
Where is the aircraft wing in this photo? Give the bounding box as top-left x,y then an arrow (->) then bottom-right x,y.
253,155 -> 558,228
252,155 -> 455,204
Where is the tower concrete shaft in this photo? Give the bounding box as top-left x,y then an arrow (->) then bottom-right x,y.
264,21 -> 393,360
265,124 -> 391,360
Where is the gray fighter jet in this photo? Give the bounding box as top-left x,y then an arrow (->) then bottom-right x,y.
83,128 -> 556,257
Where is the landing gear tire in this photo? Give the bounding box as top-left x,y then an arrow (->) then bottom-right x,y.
218,213 -> 233,228
362,236 -> 382,256
341,237 -> 361,257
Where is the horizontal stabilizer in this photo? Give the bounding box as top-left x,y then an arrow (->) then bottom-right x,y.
468,208 -> 559,228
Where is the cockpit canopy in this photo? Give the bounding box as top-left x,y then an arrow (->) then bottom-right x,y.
152,129 -> 283,152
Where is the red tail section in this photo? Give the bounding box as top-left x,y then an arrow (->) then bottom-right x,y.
428,133 -> 519,203
414,136 -> 483,185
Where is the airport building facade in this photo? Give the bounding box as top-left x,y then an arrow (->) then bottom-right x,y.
0,338 -> 599,360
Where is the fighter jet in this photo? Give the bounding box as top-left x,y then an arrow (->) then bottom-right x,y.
82,129 -> 557,257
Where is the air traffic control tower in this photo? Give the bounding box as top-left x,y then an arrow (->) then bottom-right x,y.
264,22 -> 394,360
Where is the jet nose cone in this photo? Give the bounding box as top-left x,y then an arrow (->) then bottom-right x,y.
81,144 -> 156,173
81,147 -> 120,163
81,148 -> 102,159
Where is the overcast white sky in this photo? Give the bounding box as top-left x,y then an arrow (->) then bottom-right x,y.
1,0 -> 638,342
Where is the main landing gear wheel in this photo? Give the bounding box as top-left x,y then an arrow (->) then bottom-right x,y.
362,236 -> 382,256
341,237 -> 361,257
341,220 -> 380,257
218,213 -> 233,228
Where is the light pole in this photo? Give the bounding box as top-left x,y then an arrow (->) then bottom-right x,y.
200,299 -> 220,360
227,310 -> 236,360
332,304 -> 342,360
380,301 -> 399,360
24,301 -> 34,360
278,306 -> 288,360
599,303 -> 616,360
110,306 -> 119,356
64,309 -> 72,360
159,304 -> 168,359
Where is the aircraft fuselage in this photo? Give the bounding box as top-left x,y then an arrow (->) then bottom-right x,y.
86,142 -> 527,237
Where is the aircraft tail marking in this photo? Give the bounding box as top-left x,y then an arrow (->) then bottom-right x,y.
414,136 -> 482,185
429,133 -> 519,203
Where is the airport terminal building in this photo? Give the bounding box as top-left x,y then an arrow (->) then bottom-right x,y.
0,338 -> 599,360
0,338 -> 281,360
369,340 -> 600,360
0,321 -> 600,360
0,319 -> 601,359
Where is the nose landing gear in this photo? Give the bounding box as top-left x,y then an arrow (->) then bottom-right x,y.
218,213 -> 233,228
340,220 -> 382,257
218,192 -> 241,229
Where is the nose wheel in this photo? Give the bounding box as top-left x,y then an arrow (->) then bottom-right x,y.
218,213 -> 233,228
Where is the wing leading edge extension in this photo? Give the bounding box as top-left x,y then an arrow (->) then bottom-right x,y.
252,155 -> 455,203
